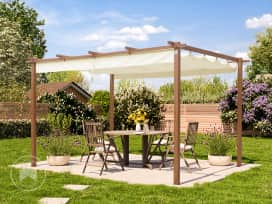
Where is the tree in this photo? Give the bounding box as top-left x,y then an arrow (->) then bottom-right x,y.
247,28 -> 272,80
159,77 -> 227,104
46,71 -> 90,91
0,17 -> 32,101
89,90 -> 110,117
0,0 -> 46,58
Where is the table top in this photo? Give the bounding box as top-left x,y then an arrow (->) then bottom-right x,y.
104,130 -> 169,136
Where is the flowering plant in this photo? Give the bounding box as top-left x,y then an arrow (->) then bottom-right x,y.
128,109 -> 148,124
219,80 -> 272,136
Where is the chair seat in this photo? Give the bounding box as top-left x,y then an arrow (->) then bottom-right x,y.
95,145 -> 116,153
169,143 -> 193,151
152,139 -> 169,145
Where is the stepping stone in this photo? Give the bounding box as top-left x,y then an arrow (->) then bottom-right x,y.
63,184 -> 89,191
39,197 -> 70,204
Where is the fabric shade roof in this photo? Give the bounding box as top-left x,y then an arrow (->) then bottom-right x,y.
36,49 -> 237,79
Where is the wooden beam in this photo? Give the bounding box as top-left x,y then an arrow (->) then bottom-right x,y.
88,51 -> 102,57
173,47 -> 181,185
237,58 -> 243,167
125,46 -> 138,54
183,45 -> 239,62
109,74 -> 115,130
31,62 -> 37,167
56,54 -> 69,58
31,43 -> 241,64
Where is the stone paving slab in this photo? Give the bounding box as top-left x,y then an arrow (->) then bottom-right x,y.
39,197 -> 70,204
63,184 -> 89,191
13,154 -> 259,187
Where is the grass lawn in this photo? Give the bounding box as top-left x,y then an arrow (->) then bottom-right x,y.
0,135 -> 272,203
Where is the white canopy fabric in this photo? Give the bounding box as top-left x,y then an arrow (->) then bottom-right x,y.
36,49 -> 237,79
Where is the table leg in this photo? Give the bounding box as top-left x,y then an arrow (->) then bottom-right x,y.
142,135 -> 149,167
122,135 -> 129,166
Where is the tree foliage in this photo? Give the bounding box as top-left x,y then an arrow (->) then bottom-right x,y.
89,90 -> 110,117
38,91 -> 96,134
0,17 -> 32,101
247,28 -> 272,80
0,0 -> 46,58
159,77 -> 227,104
115,84 -> 164,129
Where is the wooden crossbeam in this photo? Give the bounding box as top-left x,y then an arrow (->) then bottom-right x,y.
88,51 -> 102,57
125,46 -> 138,54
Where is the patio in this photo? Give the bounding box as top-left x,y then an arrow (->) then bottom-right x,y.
12,154 -> 258,187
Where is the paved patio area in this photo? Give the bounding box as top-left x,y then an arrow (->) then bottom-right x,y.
12,154 -> 258,187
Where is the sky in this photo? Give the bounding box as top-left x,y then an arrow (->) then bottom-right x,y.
24,0 -> 272,90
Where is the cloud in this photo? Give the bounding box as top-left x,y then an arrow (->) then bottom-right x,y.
235,51 -> 249,60
97,40 -> 128,51
81,24 -> 169,51
245,14 -> 272,29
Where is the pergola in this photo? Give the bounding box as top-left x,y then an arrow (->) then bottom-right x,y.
28,41 -> 246,185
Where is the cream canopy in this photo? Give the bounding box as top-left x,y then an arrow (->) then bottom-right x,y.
36,49 -> 237,78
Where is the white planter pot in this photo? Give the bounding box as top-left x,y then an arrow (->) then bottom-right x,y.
47,155 -> 70,166
208,155 -> 232,166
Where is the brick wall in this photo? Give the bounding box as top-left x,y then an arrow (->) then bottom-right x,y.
162,104 -> 225,133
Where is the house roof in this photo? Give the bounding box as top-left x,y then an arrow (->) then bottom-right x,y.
27,82 -> 91,99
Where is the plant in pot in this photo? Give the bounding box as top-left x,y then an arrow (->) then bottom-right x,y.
41,113 -> 72,166
205,128 -> 234,166
128,108 -> 148,131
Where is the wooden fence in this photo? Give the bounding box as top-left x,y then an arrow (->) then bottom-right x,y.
162,104 -> 226,133
0,102 -> 48,120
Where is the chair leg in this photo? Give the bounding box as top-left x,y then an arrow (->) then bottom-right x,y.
181,151 -> 190,168
80,153 -> 84,162
192,149 -> 201,169
98,153 -> 108,169
100,151 -> 109,176
82,153 -> 91,173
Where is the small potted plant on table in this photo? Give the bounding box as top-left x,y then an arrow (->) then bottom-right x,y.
205,129 -> 234,166
41,113 -> 72,166
128,108 -> 148,131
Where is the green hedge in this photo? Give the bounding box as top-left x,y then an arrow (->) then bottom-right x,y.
0,120 -> 50,139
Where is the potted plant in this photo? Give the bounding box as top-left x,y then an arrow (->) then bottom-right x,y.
205,128 -> 234,166
128,108 -> 148,131
41,113 -> 72,166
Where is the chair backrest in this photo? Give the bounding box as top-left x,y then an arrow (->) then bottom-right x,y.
185,122 -> 199,146
158,120 -> 174,133
82,121 -> 104,150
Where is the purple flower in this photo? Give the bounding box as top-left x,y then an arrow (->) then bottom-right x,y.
252,95 -> 268,109
243,110 -> 255,124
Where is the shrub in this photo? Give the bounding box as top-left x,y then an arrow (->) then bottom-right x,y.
0,119 -> 50,138
219,80 -> 272,136
38,91 -> 96,134
115,84 -> 164,129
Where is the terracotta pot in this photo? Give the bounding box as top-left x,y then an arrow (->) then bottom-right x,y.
208,155 -> 232,166
47,155 -> 70,166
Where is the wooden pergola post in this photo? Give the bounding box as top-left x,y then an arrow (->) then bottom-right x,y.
31,62 -> 37,167
109,74 -> 115,130
236,58 -> 243,166
173,47 -> 181,185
